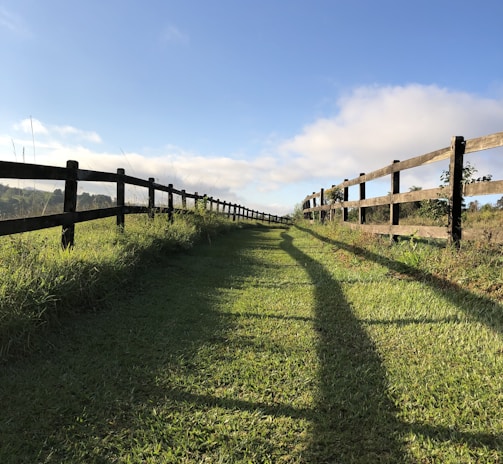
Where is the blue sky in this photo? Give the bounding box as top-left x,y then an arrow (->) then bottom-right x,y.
1,0 -> 503,214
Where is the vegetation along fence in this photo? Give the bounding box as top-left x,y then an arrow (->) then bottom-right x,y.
0,159 -> 290,248
301,132 -> 503,245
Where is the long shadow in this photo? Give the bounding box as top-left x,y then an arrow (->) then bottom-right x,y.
293,225 -> 503,456
280,231 -> 407,462
295,224 -> 503,333
0,227 -> 272,462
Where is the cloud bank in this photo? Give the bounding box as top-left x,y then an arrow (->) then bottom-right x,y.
1,84 -> 502,214
276,84 -> 503,189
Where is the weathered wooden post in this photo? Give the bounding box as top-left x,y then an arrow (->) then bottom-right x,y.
168,183 -> 174,223
390,160 -> 400,241
359,173 -> 366,224
320,188 -> 325,223
312,193 -> 317,221
62,160 -> 78,249
329,185 -> 335,222
181,189 -> 187,210
148,178 -> 155,219
194,192 -> 199,211
116,168 -> 125,232
343,179 -> 349,223
448,136 -> 466,247
232,204 -> 237,221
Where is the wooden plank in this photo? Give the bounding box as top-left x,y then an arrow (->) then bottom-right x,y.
465,132 -> 503,153
0,213 -> 68,236
78,169 -> 118,182
464,180 -> 503,197
343,222 -> 448,239
123,174 -> 150,188
396,146 -> 450,171
303,192 -> 321,202
0,207 -> 121,236
342,146 -> 451,187
393,187 -> 445,203
304,187 -> 446,214
0,160 -> 68,180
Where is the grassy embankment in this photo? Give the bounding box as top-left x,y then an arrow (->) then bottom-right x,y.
0,211 -> 237,360
1,219 -> 503,462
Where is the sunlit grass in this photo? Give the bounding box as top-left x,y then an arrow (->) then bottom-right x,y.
1,220 -> 502,462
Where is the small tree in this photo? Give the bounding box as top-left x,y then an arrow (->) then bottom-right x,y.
418,162 -> 492,222
326,187 -> 344,204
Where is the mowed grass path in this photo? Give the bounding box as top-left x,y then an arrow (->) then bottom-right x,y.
1,224 -> 503,462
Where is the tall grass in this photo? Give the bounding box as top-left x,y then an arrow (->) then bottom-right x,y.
0,210 -> 238,361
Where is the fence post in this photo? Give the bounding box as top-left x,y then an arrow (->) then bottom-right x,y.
168,184 -> 174,223
329,185 -> 335,221
448,136 -> 466,247
148,178 -> 155,219
359,173 -> 366,224
343,179 -> 349,223
181,189 -> 187,210
232,204 -> 237,221
312,193 -> 317,221
116,168 -> 125,232
390,160 -> 400,241
194,192 -> 199,211
62,160 -> 78,249
320,189 -> 325,223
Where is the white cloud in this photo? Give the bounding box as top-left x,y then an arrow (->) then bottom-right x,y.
13,118 -> 49,135
2,85 -> 502,216
276,84 -> 503,190
13,118 -> 102,143
52,125 -> 102,143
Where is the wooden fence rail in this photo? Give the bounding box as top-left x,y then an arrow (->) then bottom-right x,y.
301,132 -> 503,245
0,159 -> 290,248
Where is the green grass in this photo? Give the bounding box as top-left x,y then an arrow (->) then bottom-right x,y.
1,220 -> 503,462
0,211 -> 236,360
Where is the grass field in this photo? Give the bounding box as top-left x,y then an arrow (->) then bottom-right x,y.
1,221 -> 503,462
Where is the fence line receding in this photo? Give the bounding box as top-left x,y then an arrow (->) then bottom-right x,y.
301,132 -> 503,245
0,160 -> 291,248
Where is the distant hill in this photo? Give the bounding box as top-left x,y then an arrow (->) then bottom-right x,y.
0,184 -> 114,220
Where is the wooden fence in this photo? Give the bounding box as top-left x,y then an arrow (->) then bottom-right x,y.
0,159 -> 290,248
301,132 -> 503,245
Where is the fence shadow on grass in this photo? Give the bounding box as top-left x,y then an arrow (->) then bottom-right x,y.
294,224 -> 503,456
280,231 -> 407,463
295,224 -> 503,334
0,228 -> 266,462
